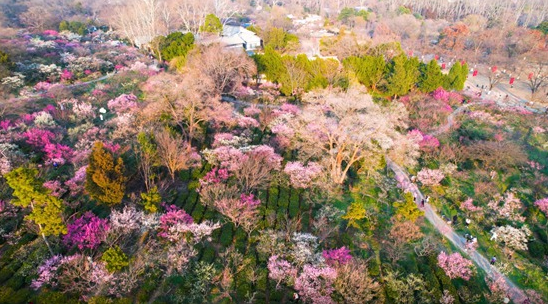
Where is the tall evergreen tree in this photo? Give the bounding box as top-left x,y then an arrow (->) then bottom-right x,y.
200,14 -> 223,34
259,47 -> 287,83
443,62 -> 468,90
344,55 -> 386,92
385,55 -> 420,98
418,60 -> 444,93
5,167 -> 66,254
86,142 -> 126,205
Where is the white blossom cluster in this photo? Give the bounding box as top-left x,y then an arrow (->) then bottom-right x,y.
30,38 -> 57,49
1,74 -> 25,89
59,31 -> 82,41
34,111 -> 56,128
491,225 -> 532,251
291,232 -> 324,266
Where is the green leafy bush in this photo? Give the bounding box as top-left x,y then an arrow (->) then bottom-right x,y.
101,246 -> 130,272
141,186 -> 162,213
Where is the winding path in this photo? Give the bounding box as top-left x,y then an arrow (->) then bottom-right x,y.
222,92 -> 531,303
387,159 -> 527,302
389,93 -> 534,302
5,73 -> 114,102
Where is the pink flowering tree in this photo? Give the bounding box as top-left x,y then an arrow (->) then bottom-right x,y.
534,198 -> 548,217
65,166 -> 87,195
419,135 -> 440,152
432,87 -> 450,102
31,255 -> 63,290
23,128 -> 55,147
294,264 -> 337,304
43,180 -> 65,197
107,94 -> 139,113
461,198 -> 482,212
417,168 -> 445,186
237,115 -> 260,129
158,204 -> 193,241
287,89 -> 414,184
284,161 -> 322,189
322,246 -> 352,266
64,212 -> 110,250
437,252 -> 475,280
198,168 -> 230,190
268,255 -> 298,288
487,192 -> 525,222
214,193 -> 261,235
205,145 -> 282,192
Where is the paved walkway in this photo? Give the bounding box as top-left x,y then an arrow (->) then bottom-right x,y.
6,73 -> 114,102
387,94 -> 538,303
386,159 -> 527,303
225,90 -> 533,302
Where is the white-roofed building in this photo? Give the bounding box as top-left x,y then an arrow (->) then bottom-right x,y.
220,25 -> 262,51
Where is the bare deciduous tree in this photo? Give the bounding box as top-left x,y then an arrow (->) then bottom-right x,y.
155,129 -> 197,180
187,44 -> 256,95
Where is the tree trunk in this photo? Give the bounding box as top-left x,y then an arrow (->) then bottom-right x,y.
39,224 -> 54,256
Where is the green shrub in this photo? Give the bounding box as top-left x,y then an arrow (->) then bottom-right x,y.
101,246 -> 130,272
0,268 -> 14,283
11,288 -> 32,304
528,242 -> 546,258
0,287 -> 16,304
35,291 -> 78,304
140,186 -> 162,213
5,275 -> 24,289
220,226 -> 234,247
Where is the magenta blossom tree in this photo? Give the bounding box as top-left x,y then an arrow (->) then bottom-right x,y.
64,212 -> 110,250
437,252 -> 475,280
322,246 -> 352,266
158,204 -> 194,241
198,168 -> 230,190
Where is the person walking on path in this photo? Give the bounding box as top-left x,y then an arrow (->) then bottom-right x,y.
490,257 -> 497,265
420,199 -> 425,208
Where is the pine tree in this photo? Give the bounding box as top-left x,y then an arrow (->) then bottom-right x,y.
5,167 -> 66,254
260,47 -> 287,83
418,60 -> 443,93
344,55 -> 386,91
200,14 -> 223,34
385,55 -> 420,98
86,142 -> 126,205
140,186 -> 162,213
444,62 -> 464,90
158,32 -> 195,61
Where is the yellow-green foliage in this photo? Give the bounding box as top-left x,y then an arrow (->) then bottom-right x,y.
342,202 -> 367,229
102,246 -> 129,272
85,142 -> 126,205
393,192 -> 424,222
140,186 -> 162,213
5,167 -> 67,235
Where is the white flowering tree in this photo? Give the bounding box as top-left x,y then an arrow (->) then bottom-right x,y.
491,225 -> 532,251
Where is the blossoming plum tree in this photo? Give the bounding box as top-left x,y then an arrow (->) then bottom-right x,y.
437,252 -> 475,280
63,211 -> 110,250
286,88 -> 417,184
